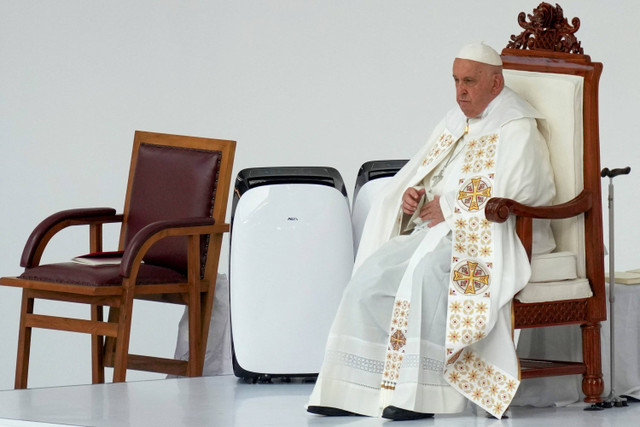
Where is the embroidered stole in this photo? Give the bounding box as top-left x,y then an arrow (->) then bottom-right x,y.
380,130 -> 519,419
443,132 -> 518,418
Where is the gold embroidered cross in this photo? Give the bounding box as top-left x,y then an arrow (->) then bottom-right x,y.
389,330 -> 407,351
453,261 -> 489,294
458,177 -> 491,211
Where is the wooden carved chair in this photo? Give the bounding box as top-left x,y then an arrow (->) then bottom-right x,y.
486,3 -> 605,405
0,131 -> 236,388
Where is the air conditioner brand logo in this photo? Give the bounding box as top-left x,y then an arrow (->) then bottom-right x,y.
287,217 -> 299,221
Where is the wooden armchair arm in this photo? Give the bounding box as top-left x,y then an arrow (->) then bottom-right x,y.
20,208 -> 124,268
485,190 -> 592,260
119,217 -> 229,278
485,189 -> 593,223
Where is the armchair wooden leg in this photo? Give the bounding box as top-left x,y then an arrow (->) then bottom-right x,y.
187,235 -> 202,377
103,307 -> 119,368
91,304 -> 105,384
187,290 -> 202,377
112,291 -> 134,383
199,289 -> 214,376
199,233 -> 222,375
15,291 -> 34,389
581,322 -> 604,403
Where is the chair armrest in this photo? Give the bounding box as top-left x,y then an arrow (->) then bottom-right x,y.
21,208 -> 122,268
119,217 -> 221,278
485,189 -> 593,223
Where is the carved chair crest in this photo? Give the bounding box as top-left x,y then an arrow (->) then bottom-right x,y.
507,2 -> 583,54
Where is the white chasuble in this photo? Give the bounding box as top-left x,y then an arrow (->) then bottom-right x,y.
308,88 -> 556,419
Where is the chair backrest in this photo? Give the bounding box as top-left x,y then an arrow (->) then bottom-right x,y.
119,131 -> 236,276
503,69 -> 586,276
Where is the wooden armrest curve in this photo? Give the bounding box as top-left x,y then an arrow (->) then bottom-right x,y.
119,217 -> 216,278
485,190 -> 592,223
20,207 -> 120,268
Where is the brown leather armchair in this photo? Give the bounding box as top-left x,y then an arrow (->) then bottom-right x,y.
1,131 -> 236,388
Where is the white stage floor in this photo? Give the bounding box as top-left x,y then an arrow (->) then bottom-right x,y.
0,375 -> 637,426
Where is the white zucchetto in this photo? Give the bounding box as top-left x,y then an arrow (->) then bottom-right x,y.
455,42 -> 503,66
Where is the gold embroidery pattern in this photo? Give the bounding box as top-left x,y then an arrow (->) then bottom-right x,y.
422,133 -> 454,167
446,298 -> 488,346
445,349 -> 518,418
381,299 -> 410,390
461,134 -> 498,174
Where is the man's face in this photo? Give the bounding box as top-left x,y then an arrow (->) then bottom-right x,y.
452,58 -> 502,118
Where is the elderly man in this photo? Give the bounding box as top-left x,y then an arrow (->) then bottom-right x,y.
307,43 -> 556,420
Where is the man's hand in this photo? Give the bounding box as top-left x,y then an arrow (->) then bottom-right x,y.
402,187 -> 426,215
419,195 -> 444,226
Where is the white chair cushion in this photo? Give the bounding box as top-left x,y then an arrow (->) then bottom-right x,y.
516,278 -> 592,303
530,251 -> 578,283
504,70 -> 586,278
504,70 -> 593,304
519,251 -> 591,303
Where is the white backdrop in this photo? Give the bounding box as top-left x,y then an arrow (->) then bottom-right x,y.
0,0 -> 637,390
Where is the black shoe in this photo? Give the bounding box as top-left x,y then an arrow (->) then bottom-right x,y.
382,405 -> 434,421
487,412 -> 509,419
307,405 -> 358,416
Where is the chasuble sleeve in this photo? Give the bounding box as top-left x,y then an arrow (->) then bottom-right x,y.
495,117 -> 557,253
495,117 -> 555,206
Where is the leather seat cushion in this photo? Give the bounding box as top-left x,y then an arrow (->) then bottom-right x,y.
19,262 -> 186,287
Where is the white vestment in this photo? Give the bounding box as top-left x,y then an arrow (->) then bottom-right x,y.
308,87 -> 556,418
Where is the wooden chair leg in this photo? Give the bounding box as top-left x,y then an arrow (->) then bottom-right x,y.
91,304 -> 105,384
103,307 -> 119,368
187,235 -> 202,376
581,322 -> 604,403
112,291 -> 134,382
199,233 -> 222,374
15,291 -> 34,389
187,303 -> 202,376
199,287 -> 215,375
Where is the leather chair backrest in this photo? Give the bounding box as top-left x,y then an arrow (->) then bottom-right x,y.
124,143 -> 221,274
504,69 -> 586,277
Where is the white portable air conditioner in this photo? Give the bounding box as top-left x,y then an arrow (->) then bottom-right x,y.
230,167 -> 354,380
351,160 -> 408,254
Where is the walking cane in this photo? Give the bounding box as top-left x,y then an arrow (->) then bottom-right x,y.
600,166 -> 631,408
